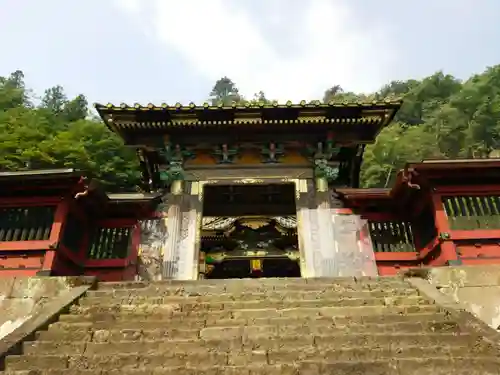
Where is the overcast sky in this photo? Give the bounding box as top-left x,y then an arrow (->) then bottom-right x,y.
1,0 -> 499,104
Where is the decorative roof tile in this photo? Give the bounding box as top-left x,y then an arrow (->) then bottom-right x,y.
94,100 -> 403,139
95,99 -> 402,112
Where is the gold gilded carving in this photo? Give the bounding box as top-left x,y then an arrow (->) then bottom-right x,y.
191,181 -> 200,195
201,216 -> 297,232
238,218 -> 268,229
186,168 -> 312,181
251,259 -> 263,272
193,210 -> 203,279
197,180 -> 218,201
281,178 -> 301,199
234,178 -> 265,184
298,179 -> 308,193
170,180 -> 184,195
316,177 -> 328,192
205,250 -> 300,262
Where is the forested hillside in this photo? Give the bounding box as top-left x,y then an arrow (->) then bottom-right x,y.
1,66 -> 499,191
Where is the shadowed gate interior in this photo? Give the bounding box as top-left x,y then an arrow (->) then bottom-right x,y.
200,183 -> 300,279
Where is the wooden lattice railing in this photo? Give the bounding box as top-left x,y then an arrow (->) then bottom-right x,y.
86,227 -> 132,260
442,195 -> 500,230
367,220 -> 416,252
0,206 -> 55,242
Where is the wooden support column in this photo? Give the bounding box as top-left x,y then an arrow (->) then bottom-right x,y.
431,193 -> 459,265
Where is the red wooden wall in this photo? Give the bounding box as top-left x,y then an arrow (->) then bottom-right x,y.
0,170 -> 84,276
53,193 -> 159,281
431,185 -> 500,266
339,159 -> 500,275
0,170 -> 159,281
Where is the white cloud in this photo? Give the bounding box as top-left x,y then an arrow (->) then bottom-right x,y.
113,0 -> 396,102
116,0 -> 141,14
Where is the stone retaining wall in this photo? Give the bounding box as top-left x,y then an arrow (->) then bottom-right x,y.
413,265 -> 500,331
0,277 -> 92,340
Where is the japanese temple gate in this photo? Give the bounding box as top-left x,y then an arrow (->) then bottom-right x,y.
159,174 -> 377,280
3,100 -> 500,281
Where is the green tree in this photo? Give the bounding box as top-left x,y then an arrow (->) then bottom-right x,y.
361,124 -> 442,188
3,65 -> 500,192
0,70 -> 140,191
209,77 -> 242,105
0,70 -> 30,110
41,85 -> 67,114
63,94 -> 88,122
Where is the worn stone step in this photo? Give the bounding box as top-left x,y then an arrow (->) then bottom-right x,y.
85,287 -> 420,300
38,318 -> 462,343
3,357 -> 500,375
266,344 -> 498,364
95,276 -> 408,290
76,295 -> 430,311
23,332 -> 479,357
95,278 -> 411,294
6,349 -> 498,372
66,303 -> 441,320
54,311 -> 451,330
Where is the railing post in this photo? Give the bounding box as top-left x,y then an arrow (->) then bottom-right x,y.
431,193 -> 458,265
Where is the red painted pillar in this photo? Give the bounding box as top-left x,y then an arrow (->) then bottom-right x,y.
431,193 -> 458,266
42,199 -> 69,273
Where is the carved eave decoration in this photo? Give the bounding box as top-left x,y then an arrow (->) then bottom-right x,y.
201,216 -> 297,232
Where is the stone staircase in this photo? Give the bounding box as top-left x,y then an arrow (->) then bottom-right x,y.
2,277 -> 500,374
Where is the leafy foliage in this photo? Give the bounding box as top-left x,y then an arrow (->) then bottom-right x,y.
0,72 -> 140,191
1,66 -> 500,191
361,67 -> 500,186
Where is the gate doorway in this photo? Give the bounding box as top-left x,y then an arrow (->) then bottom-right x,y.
200,183 -> 300,279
